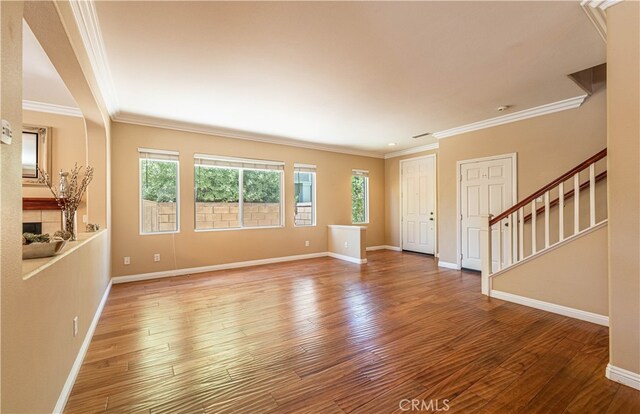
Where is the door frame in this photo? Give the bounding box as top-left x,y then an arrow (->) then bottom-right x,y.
456,153 -> 518,270
399,154 -> 438,254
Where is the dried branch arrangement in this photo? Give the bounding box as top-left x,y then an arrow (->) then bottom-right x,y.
38,163 -> 94,212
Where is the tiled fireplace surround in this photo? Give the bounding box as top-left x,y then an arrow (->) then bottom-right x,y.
23,209 -> 63,235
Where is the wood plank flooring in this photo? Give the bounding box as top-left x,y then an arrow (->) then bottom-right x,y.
65,251 -> 640,413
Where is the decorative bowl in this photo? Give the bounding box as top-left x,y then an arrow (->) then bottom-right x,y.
22,240 -> 68,260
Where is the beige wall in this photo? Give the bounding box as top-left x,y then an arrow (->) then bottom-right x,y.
493,223 -> 608,316
110,122 -> 385,277
384,148 -> 439,248
1,2 -> 113,412
3,231 -> 109,413
22,109 -> 88,222
437,88 -> 607,264
607,2 -> 640,377
328,226 -> 367,260
0,0 -> 24,409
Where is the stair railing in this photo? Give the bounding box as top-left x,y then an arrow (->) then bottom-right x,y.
480,148 -> 607,295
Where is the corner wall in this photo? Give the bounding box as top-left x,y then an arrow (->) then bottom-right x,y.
607,1 -> 640,382
110,121 -> 385,277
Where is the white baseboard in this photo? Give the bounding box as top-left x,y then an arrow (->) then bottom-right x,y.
606,364 -> 640,390
327,252 -> 368,264
112,252 -> 328,284
366,245 -> 401,252
54,280 -> 112,413
438,261 -> 461,270
490,289 -> 609,326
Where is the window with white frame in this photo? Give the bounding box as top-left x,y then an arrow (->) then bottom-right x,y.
352,169 -> 369,224
139,148 -> 180,234
194,154 -> 284,230
294,163 -> 316,226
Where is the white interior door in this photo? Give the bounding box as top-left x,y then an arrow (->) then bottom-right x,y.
460,156 -> 514,271
402,156 -> 436,254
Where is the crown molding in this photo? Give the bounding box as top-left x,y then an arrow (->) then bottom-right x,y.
581,0 -> 623,10
113,112 -> 385,159
581,0 -> 608,42
433,95 -> 588,140
384,143 -> 439,159
69,0 -> 118,116
22,100 -> 83,118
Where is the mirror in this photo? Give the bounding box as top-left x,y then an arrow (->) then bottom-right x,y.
22,125 -> 51,186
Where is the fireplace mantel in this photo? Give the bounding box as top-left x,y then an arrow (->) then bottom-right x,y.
22,198 -> 62,211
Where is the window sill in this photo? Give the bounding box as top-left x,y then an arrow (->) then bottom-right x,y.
194,225 -> 284,233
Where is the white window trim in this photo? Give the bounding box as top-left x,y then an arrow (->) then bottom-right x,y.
352,173 -> 369,225
139,156 -> 180,236
193,162 -> 285,231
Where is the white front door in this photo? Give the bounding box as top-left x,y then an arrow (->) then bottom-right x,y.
460,156 -> 514,271
402,156 -> 436,254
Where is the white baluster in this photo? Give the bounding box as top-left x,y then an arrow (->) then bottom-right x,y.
497,220 -> 503,271
589,164 -> 596,227
544,191 -> 550,249
518,207 -> 524,260
531,200 -> 537,254
574,173 -> 580,234
507,215 -> 512,266
512,212 -> 518,263
559,182 -> 564,242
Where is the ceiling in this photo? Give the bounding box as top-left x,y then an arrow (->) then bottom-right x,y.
27,2 -> 605,156
22,21 -> 78,109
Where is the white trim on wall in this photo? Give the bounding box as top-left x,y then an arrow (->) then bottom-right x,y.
456,153 -> 518,272
437,261 -> 461,270
399,154 -> 438,255
490,289 -> 609,326
434,95 -> 587,140
54,281 -> 112,414
327,252 -> 368,264
606,364 -> 640,390
366,245 -> 401,251
22,100 -> 83,118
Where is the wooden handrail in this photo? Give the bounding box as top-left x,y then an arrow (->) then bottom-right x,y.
490,148 -> 607,226
522,171 -> 607,222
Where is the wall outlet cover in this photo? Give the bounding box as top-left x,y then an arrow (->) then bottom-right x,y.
1,120 -> 13,145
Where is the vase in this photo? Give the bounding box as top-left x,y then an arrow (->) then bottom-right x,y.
63,210 -> 78,241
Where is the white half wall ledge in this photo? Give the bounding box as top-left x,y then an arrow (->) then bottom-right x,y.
54,280 -> 112,414
490,289 -> 609,327
606,364 -> 640,391
438,261 -> 461,270
433,95 -> 588,140
328,225 -> 367,231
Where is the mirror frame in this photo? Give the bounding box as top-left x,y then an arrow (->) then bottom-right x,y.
22,125 -> 52,186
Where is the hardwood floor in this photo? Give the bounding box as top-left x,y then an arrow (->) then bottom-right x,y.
65,251 -> 639,413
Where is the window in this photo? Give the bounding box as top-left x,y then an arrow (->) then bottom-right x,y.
194,154 -> 284,230
352,170 -> 369,224
294,164 -> 316,226
139,148 -> 180,234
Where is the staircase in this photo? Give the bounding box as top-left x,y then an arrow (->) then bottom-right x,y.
480,149 -> 608,296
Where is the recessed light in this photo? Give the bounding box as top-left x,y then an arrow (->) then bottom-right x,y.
497,105 -> 511,112
388,142 -> 397,147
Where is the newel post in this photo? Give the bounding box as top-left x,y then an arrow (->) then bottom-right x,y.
480,214 -> 493,296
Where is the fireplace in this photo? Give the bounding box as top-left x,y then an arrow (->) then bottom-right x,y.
23,222 -> 43,234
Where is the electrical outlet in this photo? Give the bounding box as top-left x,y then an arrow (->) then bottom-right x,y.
124,256 -> 131,265
73,316 -> 78,337
82,214 -> 88,224
305,241 -> 310,247
1,120 -> 13,144
154,253 -> 161,262
344,241 -> 348,248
